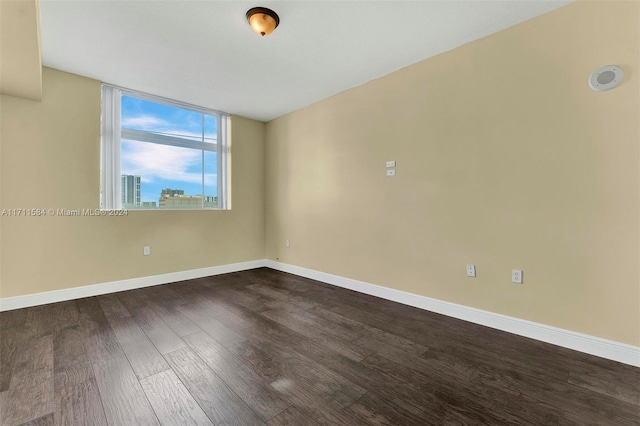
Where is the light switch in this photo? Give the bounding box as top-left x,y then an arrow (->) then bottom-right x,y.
386,169 -> 396,176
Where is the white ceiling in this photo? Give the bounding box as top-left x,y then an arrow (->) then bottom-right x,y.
39,1 -> 570,122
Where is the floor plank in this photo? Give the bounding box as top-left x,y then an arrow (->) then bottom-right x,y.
164,347 -> 265,425
17,413 -> 54,426
108,316 -> 170,379
75,298 -> 125,363
266,405 -> 321,426
362,352 -> 574,425
131,305 -> 187,354
246,283 -> 322,311
263,311 -> 367,362
347,391 -> 432,426
54,324 -> 89,371
568,359 -> 640,405
92,355 -> 159,425
0,310 -> 27,392
175,301 -> 246,348
77,316 -> 124,363
260,308 -> 363,355
308,306 -> 429,357
1,336 -> 54,426
183,331 -> 290,421
116,287 -> 152,315
0,326 -> 26,393
140,370 -> 214,426
22,302 -> 80,341
22,305 -> 57,340
259,332 -> 450,423
55,364 -> 107,425
207,286 -> 276,313
97,294 -> 131,321
228,338 -> 367,413
147,301 -> 203,337
186,297 -> 370,413
0,310 -> 27,331
431,345 -> 639,424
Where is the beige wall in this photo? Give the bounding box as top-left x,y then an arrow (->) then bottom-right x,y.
0,0 -> 43,101
265,1 -> 640,345
0,67 -> 265,298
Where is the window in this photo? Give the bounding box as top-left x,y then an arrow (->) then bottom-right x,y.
101,84 -> 229,210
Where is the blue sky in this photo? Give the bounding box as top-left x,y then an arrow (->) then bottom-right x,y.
121,95 -> 217,204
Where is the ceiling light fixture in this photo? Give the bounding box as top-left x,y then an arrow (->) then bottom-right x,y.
246,7 -> 279,37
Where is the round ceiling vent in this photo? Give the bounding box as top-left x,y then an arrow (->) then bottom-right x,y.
589,65 -> 623,92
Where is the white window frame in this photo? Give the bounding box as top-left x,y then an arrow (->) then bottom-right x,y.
100,84 -> 229,210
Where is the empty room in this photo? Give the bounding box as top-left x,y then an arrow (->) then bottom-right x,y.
1,0 -> 638,425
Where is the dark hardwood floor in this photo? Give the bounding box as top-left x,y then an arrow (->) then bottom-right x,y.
1,268 -> 638,425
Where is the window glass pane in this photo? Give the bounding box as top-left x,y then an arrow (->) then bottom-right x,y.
101,84 -> 228,210
204,150 -> 217,208
122,95 -> 205,143
121,139 -> 205,209
204,114 -> 217,145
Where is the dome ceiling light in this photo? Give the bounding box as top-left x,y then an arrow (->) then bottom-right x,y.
246,7 -> 280,37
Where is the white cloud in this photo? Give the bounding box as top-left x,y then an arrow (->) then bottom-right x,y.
122,115 -> 169,130
122,115 -> 216,142
122,140 -> 216,186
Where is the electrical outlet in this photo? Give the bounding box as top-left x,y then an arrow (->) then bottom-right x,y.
466,264 -> 476,277
386,160 -> 396,168
285,239 -> 290,247
512,269 -> 523,284
143,246 -> 150,256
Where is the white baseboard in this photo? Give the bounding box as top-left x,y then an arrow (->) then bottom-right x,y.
264,260 -> 640,367
0,259 -> 266,312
